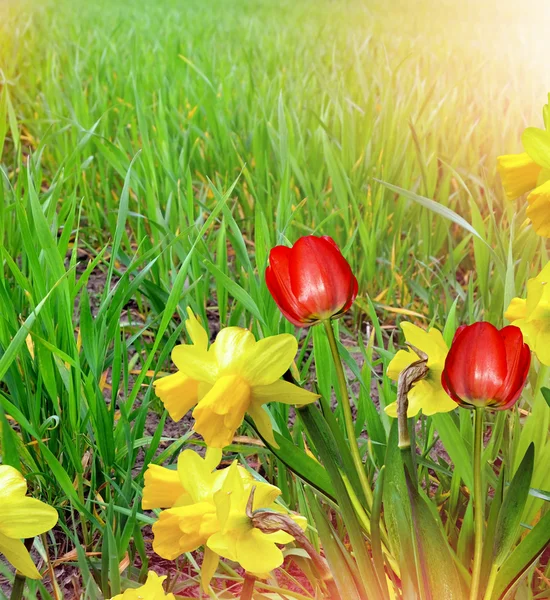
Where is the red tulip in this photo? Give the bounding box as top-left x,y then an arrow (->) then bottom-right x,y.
441,322 -> 531,410
265,235 -> 358,327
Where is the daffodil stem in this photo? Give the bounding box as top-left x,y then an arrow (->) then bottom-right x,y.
240,574 -> 256,600
323,320 -> 373,510
10,574 -> 26,600
470,407 -> 485,600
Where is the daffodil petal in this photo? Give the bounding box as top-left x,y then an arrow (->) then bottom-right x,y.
0,532 -> 41,579
249,479 -> 282,510
384,401 -> 398,418
527,180 -> 550,237
497,152 -> 541,200
185,308 -> 209,348
212,327 -> 256,373
111,572 -> 175,600
252,380 -> 319,406
386,349 -> 416,381
248,403 -> 277,447
240,334 -> 298,386
536,262 -> 550,282
401,323 -> 448,367
177,450 -> 219,503
235,529 -> 285,573
201,547 -> 220,591
384,390 -> 423,418
261,529 -> 294,544
207,531 -> 237,561
153,372 -> 199,422
410,380 -> 457,416
204,447 -> 223,471
505,297 -> 528,322
532,328 -> 550,365
142,465 -> 185,510
171,345 -> 218,383
0,466 -> 27,499
0,498 -> 58,539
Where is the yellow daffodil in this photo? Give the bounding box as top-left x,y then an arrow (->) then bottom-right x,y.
149,448 -> 224,561
384,323 -> 456,417
147,449 -> 289,589
505,262 -> 550,365
168,326 -> 318,448
207,462 -> 306,575
110,571 -> 175,600
0,465 -> 58,579
154,308 -> 208,422
497,125 -> 550,237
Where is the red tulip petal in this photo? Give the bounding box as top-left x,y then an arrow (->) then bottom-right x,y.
441,368 -> 461,405
320,235 -> 340,250
266,246 -> 311,325
494,327 -> 531,409
289,236 -> 355,319
451,325 -> 468,344
443,322 -> 507,404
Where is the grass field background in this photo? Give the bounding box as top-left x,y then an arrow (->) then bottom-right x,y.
0,0 -> 549,597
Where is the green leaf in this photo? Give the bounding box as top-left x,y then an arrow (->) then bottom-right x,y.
491,509 -> 550,600
522,127 -> 550,169
432,413 -> 474,491
203,259 -> 266,326
244,417 -> 335,500
382,422 -> 418,597
376,179 -> 492,251
541,387 -> 550,408
370,466 -> 389,600
298,404 -> 382,599
492,443 -> 535,567
0,273 -> 69,381
405,469 -> 465,600
306,488 -> 363,600
0,407 -> 20,470
480,466 -> 505,595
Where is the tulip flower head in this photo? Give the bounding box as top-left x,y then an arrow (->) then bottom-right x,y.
110,571 -> 175,600
441,322 -> 531,410
0,465 -> 58,579
384,323 -> 457,417
168,326 -> 318,448
497,110 -> 550,237
266,235 -> 358,326
505,262 -> 550,366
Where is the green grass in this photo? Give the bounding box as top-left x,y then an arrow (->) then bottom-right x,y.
0,0 -> 549,597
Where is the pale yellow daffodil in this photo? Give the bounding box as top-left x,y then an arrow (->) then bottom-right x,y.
146,449 -> 292,589
148,448 -> 224,561
497,124 -> 550,237
384,323 -> 457,417
110,571 -> 175,600
505,262 -> 550,365
207,462 -> 306,575
154,308 -> 208,422
0,465 -> 58,579
170,326 -> 318,448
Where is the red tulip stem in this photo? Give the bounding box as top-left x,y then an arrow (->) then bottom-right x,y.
470,407 -> 485,600
323,320 -> 374,510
